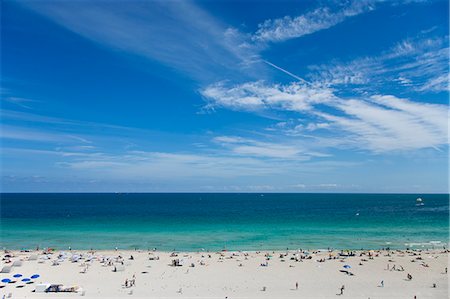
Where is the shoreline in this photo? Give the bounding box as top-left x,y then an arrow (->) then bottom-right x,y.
3,242 -> 448,252
4,245 -> 449,253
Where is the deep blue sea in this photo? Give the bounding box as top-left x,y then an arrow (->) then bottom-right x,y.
0,193 -> 448,251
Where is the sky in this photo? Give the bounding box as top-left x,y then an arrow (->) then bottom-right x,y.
1,0 -> 448,193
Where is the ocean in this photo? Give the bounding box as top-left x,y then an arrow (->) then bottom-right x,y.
0,193 -> 448,251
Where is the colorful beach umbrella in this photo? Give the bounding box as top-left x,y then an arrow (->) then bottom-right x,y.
30,274 -> 40,279
1,279 -> 11,283
21,278 -> 31,282
13,274 -> 22,278
343,265 -> 351,269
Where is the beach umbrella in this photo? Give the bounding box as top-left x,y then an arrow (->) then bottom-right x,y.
1,279 -> 11,283
21,278 -> 31,282
30,274 -> 40,279
343,265 -> 351,269
13,274 -> 22,278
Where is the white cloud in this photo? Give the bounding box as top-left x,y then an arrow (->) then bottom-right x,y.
309,36 -> 449,93
252,1 -> 376,43
204,79 -> 448,153
395,77 -> 413,86
282,122 -> 331,134
201,81 -> 335,112
293,184 -> 306,188
317,183 -> 338,188
305,123 -> 330,131
317,95 -> 448,152
213,135 -> 309,159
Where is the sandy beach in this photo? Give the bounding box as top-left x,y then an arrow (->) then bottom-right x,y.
0,248 -> 447,298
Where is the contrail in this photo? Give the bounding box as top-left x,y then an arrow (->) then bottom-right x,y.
262,60 -> 310,84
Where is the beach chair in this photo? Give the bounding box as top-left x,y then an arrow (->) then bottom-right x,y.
12,260 -> 23,267
0,266 -> 11,273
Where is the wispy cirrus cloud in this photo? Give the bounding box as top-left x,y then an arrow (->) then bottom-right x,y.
213,135 -> 310,159
61,150 -> 282,179
308,36 -> 449,93
21,147 -> 354,178
0,124 -> 92,144
415,74 -> 449,92
252,0 -> 377,43
0,109 -> 329,181
0,108 -> 151,132
1,109 -> 179,155
1,96 -> 39,109
317,95 -> 448,152
17,0 -> 263,83
3,145 -> 365,192
202,80 -> 448,153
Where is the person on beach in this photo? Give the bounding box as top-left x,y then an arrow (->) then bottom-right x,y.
296,282 -> 298,290
340,285 -> 345,295
381,280 -> 384,287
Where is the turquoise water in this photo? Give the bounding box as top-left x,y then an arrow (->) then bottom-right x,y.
0,193 -> 448,251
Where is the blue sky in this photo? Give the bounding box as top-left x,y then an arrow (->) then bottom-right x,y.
1,0 -> 448,192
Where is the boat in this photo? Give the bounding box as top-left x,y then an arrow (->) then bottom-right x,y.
416,197 -> 424,206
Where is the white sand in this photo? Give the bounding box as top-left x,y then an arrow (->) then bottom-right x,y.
0,249 -> 447,298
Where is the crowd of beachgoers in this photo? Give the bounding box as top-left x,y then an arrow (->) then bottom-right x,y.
0,246 -> 448,298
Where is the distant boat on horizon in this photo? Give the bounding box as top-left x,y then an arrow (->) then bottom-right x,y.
416,197 -> 424,206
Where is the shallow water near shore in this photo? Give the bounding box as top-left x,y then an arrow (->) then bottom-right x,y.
1,193 -> 448,251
